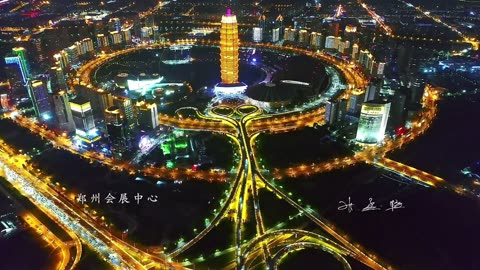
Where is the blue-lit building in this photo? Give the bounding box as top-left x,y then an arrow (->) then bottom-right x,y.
4,47 -> 31,84
28,80 -> 53,122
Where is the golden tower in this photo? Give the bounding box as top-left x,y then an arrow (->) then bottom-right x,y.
220,9 -> 239,84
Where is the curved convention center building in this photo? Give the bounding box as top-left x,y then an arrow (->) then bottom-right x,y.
245,55 -> 331,110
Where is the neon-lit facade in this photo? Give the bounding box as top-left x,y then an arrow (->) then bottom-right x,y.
4,47 -> 31,84
220,9 -> 239,85
356,102 -> 391,144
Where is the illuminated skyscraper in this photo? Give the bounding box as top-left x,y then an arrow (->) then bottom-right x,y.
4,47 -> 31,84
135,101 -> 159,130
28,80 -> 52,121
105,106 -> 127,157
70,97 -> 101,144
220,9 -> 239,84
356,101 -> 391,144
113,96 -> 136,135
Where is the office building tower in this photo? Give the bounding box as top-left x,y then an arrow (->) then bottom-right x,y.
325,100 -> 338,125
325,36 -> 336,49
52,90 -> 75,133
337,98 -> 348,123
377,62 -> 386,77
365,82 -> 380,102
110,31 -> 122,45
338,41 -> 346,53
29,80 -> 52,121
334,36 -> 341,50
4,47 -> 31,84
351,44 -> 359,61
348,90 -> 365,114
153,26 -> 161,42
64,45 -> 79,65
105,106 -> 128,157
271,27 -> 280,43
135,101 -> 159,130
96,34 -> 109,49
47,66 -> 66,92
298,29 -> 309,44
108,18 -> 122,32
410,77 -> 426,104
122,29 -> 132,44
54,51 -> 69,71
113,96 -> 136,135
310,32 -> 324,48
284,28 -> 296,41
356,101 -> 391,144
388,91 -> 407,129
70,97 -> 100,143
253,27 -> 263,42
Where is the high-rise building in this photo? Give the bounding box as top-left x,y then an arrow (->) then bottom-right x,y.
4,47 -> 31,84
358,49 -> 369,67
64,45 -> 79,65
337,98 -> 348,123
298,29 -> 309,44
334,36 -> 341,50
351,44 -> 359,61
122,29 -> 132,44
397,44 -> 413,74
153,26 -> 161,42
328,22 -> 340,36
364,82 -> 380,102
348,89 -> 365,114
29,80 -> 52,121
325,36 -> 336,49
220,9 -> 240,85
271,27 -> 280,43
96,34 -> 109,49
52,90 -> 75,133
338,41 -> 346,53
310,32 -> 324,48
376,62 -> 386,77
113,96 -> 136,135
356,101 -> 391,144
70,97 -> 100,144
105,106 -> 127,157
135,101 -> 159,130
284,28 -> 296,41
388,91 -> 407,129
54,51 -> 69,71
108,18 -> 122,32
410,77 -> 426,104
47,66 -> 66,92
325,100 -> 338,125
253,27 -> 263,42
110,31 -> 123,45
